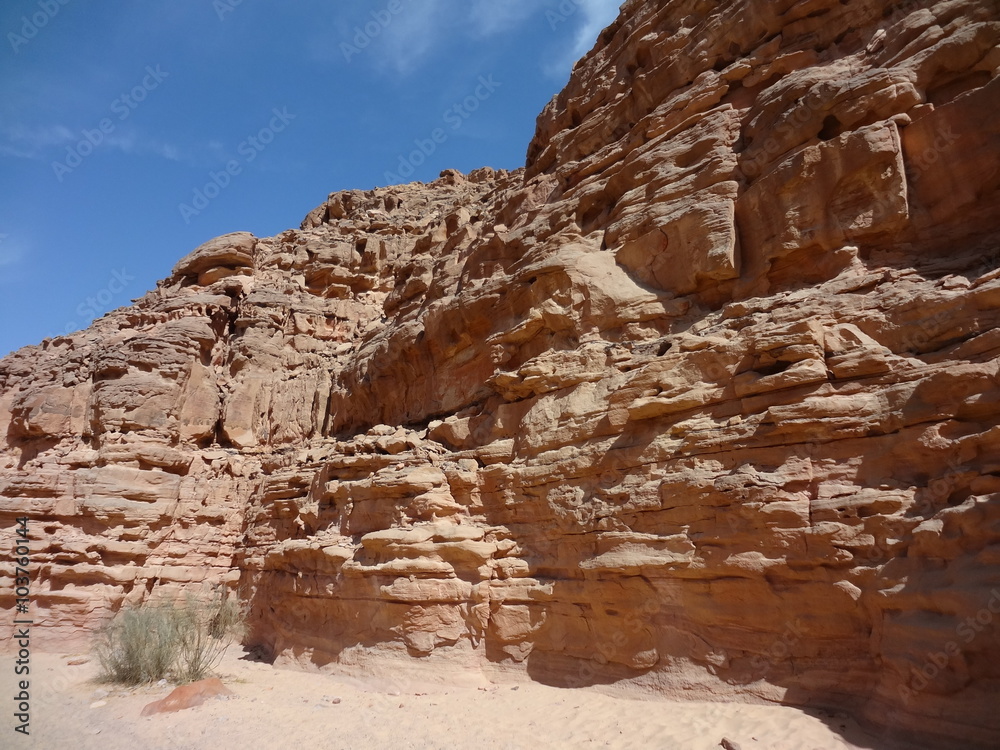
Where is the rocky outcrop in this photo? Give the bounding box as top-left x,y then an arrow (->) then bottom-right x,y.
140,678 -> 234,716
3,0 -> 1000,747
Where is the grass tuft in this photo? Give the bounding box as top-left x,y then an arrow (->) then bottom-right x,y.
94,589 -> 246,685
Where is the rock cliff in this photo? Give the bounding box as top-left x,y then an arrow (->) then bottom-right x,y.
3,0 -> 1000,746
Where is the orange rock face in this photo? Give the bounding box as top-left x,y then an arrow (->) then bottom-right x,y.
2,0 -> 1000,747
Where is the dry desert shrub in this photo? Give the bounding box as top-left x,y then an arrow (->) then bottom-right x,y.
94,589 -> 246,685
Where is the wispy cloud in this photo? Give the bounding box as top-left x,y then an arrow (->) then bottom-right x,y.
545,0 -> 623,80
570,0 -> 623,60
324,0 -> 546,75
468,0 -> 540,36
0,233 -> 25,279
0,125 -> 75,158
0,123 -> 182,163
363,0 -> 623,83
102,131 -> 183,161
376,0 -> 450,74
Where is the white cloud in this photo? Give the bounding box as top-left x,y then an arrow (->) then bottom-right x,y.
333,0 -> 545,75
546,0 -> 623,79
468,0 -> 539,36
571,0 -> 623,59
376,0 -> 449,74
154,143 -> 182,161
0,123 -> 181,162
0,234 -> 24,272
310,0 -> 620,80
104,131 -> 183,161
0,125 -> 75,158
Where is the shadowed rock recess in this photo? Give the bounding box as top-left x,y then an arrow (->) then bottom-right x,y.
2,0 -> 1000,746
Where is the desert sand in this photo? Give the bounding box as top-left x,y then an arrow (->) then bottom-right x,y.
3,648 -> 909,750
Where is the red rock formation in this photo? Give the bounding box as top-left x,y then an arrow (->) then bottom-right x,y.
140,678 -> 233,716
2,0 -> 1000,747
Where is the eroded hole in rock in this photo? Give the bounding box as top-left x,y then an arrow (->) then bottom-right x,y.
818,115 -> 842,141
578,200 -> 612,234
947,487 -> 972,507
755,360 -> 793,376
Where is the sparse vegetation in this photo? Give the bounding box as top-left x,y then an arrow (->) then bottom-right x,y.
94,589 -> 246,685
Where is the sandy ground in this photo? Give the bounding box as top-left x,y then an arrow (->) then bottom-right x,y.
2,649 -> 910,750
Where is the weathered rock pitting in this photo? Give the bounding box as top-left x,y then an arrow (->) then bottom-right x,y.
2,1 -> 1000,747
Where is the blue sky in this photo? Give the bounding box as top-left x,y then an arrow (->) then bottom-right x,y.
0,0 -> 622,357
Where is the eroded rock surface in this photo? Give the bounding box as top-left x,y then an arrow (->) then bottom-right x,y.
2,1 -> 1000,747
140,678 -> 234,716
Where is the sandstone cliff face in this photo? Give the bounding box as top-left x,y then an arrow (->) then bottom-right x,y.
3,0 -> 1000,746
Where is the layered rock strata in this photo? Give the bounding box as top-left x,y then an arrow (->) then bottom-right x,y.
2,0 -> 1000,746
